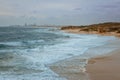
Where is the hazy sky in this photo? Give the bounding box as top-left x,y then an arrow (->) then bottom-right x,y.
0,0 -> 120,26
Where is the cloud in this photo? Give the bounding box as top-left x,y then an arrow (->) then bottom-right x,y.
0,0 -> 75,17
102,5 -> 119,9
73,8 -> 81,11
98,4 -> 120,10
0,0 -> 120,26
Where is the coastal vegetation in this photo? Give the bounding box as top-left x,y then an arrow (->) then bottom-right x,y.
61,22 -> 120,35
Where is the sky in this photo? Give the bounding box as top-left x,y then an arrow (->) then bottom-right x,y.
0,0 -> 120,26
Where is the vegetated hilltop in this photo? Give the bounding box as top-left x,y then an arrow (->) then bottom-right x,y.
61,22 -> 120,33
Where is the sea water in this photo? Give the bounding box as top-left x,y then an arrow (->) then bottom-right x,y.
0,26 -> 116,80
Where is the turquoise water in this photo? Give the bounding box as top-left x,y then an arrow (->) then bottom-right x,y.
0,27 -> 116,80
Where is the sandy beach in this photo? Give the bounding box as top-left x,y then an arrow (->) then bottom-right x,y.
63,29 -> 120,37
87,46 -> 120,80
50,30 -> 120,80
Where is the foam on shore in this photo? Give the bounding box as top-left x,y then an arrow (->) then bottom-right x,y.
86,39 -> 120,80
49,34 -> 119,80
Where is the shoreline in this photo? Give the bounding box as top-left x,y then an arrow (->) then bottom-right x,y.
65,29 -> 120,80
62,29 -> 120,37
86,48 -> 120,80
49,31 -> 120,80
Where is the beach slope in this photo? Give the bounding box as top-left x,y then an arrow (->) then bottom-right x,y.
87,48 -> 120,80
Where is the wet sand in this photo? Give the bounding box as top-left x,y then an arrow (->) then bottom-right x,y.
87,48 -> 120,80
50,36 -> 120,80
49,57 -> 88,80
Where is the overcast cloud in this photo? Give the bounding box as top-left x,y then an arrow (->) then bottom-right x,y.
0,0 -> 120,26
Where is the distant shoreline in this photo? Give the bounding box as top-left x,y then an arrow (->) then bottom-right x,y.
60,22 -> 120,37
60,22 -> 120,80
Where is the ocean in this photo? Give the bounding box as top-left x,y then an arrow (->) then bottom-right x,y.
0,26 -> 116,80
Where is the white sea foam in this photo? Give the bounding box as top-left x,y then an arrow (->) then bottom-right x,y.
0,42 -> 22,46
16,33 -> 116,69
0,28 -> 116,80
